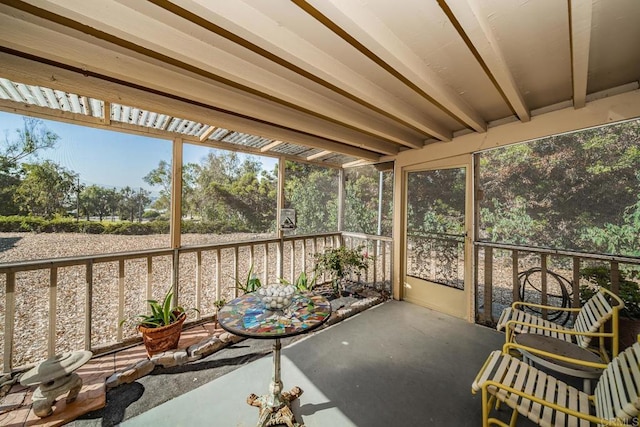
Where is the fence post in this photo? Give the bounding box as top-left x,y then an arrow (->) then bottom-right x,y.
85,261 -> 93,351
540,254 -> 548,319
48,268 -> 58,358
483,247 -> 493,323
512,251 -> 519,303
4,272 -> 16,373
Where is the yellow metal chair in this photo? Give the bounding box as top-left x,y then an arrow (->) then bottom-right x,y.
496,287 -> 625,359
471,341 -> 640,427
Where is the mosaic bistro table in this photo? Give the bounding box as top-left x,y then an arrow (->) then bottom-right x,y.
218,292 -> 331,427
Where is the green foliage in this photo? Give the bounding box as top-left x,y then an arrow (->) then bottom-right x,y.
480,120 -> 640,254
314,245 -> 369,294
142,210 -> 161,220
0,118 -> 60,216
480,198 -> 543,244
406,168 -> 466,235
344,166 -> 393,235
234,265 -> 262,294
285,161 -> 338,233
579,266 -> 640,319
121,289 -> 198,329
14,160 -> 76,218
280,270 -> 319,292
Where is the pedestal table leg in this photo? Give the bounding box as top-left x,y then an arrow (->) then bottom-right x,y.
246,338 -> 304,427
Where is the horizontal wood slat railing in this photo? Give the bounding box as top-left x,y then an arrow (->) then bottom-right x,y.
475,241 -> 640,326
0,232 -> 392,373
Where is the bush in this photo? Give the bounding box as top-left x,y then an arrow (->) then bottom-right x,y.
142,210 -> 161,220
0,216 -> 27,232
314,245 -> 370,295
580,265 -> 640,319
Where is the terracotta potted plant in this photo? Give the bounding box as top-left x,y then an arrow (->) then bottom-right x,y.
122,289 -> 198,357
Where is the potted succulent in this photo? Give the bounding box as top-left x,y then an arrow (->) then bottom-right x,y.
122,289 -> 199,357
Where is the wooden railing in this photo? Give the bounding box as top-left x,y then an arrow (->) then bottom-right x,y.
0,232 -> 392,373
475,241 -> 640,325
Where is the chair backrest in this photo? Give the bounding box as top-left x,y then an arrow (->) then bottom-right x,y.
594,341 -> 640,422
573,287 -> 622,348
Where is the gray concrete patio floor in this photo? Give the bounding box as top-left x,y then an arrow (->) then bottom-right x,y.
85,300 -> 531,427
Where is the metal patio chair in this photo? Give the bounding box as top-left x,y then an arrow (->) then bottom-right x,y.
496,287 -> 625,360
471,341 -> 640,427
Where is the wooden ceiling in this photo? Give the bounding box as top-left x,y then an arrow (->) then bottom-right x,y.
0,0 -> 639,166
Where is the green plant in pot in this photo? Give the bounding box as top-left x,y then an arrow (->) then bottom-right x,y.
313,245 -> 369,296
279,270 -> 319,293
121,289 -> 199,357
579,265 -> 640,350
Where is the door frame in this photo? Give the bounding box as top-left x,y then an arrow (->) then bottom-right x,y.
397,154 -> 475,321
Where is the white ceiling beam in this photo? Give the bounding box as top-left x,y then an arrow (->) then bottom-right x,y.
0,7 -> 398,156
441,0 -> 530,122
342,159 -> 370,168
199,125 -> 217,141
165,0 -> 451,141
15,0 -> 422,150
569,0 -> 592,109
260,140 -> 283,152
0,52 -> 382,161
306,150 -> 331,161
309,0 -> 486,133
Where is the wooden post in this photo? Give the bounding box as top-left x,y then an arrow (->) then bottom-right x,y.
85,262 -> 93,351
483,247 -> 493,323
512,250 -> 519,303
277,158 -> 285,279
541,254 -> 548,319
170,138 -> 183,249
48,268 -> 58,358
4,272 -> 15,372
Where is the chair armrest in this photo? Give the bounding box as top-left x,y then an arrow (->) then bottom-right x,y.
502,342 -> 608,370
504,319 -> 614,337
511,301 -> 581,312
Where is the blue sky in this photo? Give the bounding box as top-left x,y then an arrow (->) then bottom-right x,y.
0,111 -> 277,192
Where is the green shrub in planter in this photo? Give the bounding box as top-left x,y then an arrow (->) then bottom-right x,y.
314,245 -> 370,296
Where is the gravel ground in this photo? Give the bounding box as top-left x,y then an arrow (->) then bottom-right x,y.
1,231 -> 576,371
0,231 -> 390,371
0,232 -> 281,370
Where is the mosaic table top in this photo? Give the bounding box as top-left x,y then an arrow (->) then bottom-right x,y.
218,293 -> 331,339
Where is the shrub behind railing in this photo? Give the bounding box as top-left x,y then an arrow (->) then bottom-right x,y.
0,216 -> 257,235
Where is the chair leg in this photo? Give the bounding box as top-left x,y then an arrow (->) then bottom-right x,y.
482,388 -> 492,427
509,407 -> 518,427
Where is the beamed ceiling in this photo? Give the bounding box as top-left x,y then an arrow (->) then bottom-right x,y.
0,0 -> 639,166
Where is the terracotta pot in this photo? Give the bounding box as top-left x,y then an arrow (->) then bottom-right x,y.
137,312 -> 186,357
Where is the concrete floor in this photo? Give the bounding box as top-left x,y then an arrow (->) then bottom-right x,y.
80,300 -> 525,426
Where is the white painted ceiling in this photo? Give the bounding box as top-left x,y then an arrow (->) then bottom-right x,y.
0,0 -> 638,166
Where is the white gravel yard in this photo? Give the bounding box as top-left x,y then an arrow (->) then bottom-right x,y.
0,231 -> 558,372
0,231 -> 291,370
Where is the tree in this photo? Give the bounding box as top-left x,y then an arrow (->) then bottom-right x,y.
118,187 -> 150,222
344,166 -> 393,235
14,160 -> 76,218
0,117 -> 59,215
479,120 -> 640,253
80,185 -> 113,220
143,160 -> 172,211
285,162 -> 338,233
